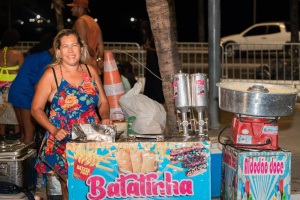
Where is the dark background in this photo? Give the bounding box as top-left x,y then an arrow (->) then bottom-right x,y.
0,0 -> 294,43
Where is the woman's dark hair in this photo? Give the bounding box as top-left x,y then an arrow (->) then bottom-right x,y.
0,29 -> 20,49
28,32 -> 56,54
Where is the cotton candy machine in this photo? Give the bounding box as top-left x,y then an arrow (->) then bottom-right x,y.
217,82 -> 298,150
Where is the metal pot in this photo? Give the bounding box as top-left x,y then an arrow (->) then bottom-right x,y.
216,82 -> 299,116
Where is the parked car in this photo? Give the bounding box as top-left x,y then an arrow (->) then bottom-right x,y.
221,22 -> 300,57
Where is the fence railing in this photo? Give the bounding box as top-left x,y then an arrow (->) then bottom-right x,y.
15,41 -> 300,89
222,43 -> 300,89
176,42 -> 210,74
16,41 -> 146,78
16,41 -> 212,77
15,41 -> 39,55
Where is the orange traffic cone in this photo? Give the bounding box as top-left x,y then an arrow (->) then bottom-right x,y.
103,51 -> 125,121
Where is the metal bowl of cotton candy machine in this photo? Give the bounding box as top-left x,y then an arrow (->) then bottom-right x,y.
216,82 -> 299,117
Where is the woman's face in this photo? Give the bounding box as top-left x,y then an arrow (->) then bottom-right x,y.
58,34 -> 82,66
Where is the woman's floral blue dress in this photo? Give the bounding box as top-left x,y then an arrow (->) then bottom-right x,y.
35,66 -> 100,174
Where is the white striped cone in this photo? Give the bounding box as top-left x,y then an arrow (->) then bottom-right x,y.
103,51 -> 125,121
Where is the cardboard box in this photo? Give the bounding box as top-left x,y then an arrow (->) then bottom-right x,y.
221,145 -> 291,200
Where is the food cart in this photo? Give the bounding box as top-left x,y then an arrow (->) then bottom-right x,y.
66,138 -> 211,199
65,67 -> 212,199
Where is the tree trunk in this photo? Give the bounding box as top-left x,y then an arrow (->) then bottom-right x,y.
168,0 -> 178,41
146,0 -> 182,136
51,0 -> 64,32
55,8 -> 64,32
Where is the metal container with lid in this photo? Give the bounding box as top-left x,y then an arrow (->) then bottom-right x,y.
190,73 -> 208,112
172,71 -> 191,113
0,140 -> 35,158
216,82 -> 299,116
0,140 -> 36,189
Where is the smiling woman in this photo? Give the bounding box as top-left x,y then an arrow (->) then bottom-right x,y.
59,36 -> 84,71
31,29 -> 112,200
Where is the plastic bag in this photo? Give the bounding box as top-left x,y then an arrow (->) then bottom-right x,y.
119,82 -> 166,134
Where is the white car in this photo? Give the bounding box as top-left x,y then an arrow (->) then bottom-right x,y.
221,22 -> 297,57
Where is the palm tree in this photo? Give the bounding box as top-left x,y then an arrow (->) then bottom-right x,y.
168,0 -> 178,40
51,0 -> 65,32
146,0 -> 182,136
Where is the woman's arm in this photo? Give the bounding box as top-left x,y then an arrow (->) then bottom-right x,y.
31,68 -> 69,141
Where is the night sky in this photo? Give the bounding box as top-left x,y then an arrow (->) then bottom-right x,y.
0,0 -> 294,43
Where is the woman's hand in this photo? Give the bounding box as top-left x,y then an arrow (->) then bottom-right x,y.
53,128 -> 70,141
102,118 -> 113,125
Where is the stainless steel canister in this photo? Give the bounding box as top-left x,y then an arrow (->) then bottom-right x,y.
190,73 -> 208,112
172,72 -> 191,113
46,173 -> 62,198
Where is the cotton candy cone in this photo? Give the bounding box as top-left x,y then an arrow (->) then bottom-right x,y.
103,51 -> 125,121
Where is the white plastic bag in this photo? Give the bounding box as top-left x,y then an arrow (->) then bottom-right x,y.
119,82 -> 166,134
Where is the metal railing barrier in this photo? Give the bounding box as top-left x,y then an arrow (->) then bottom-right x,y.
15,41 -> 300,90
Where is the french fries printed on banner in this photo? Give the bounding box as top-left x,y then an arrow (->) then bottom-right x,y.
67,142 -> 209,180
